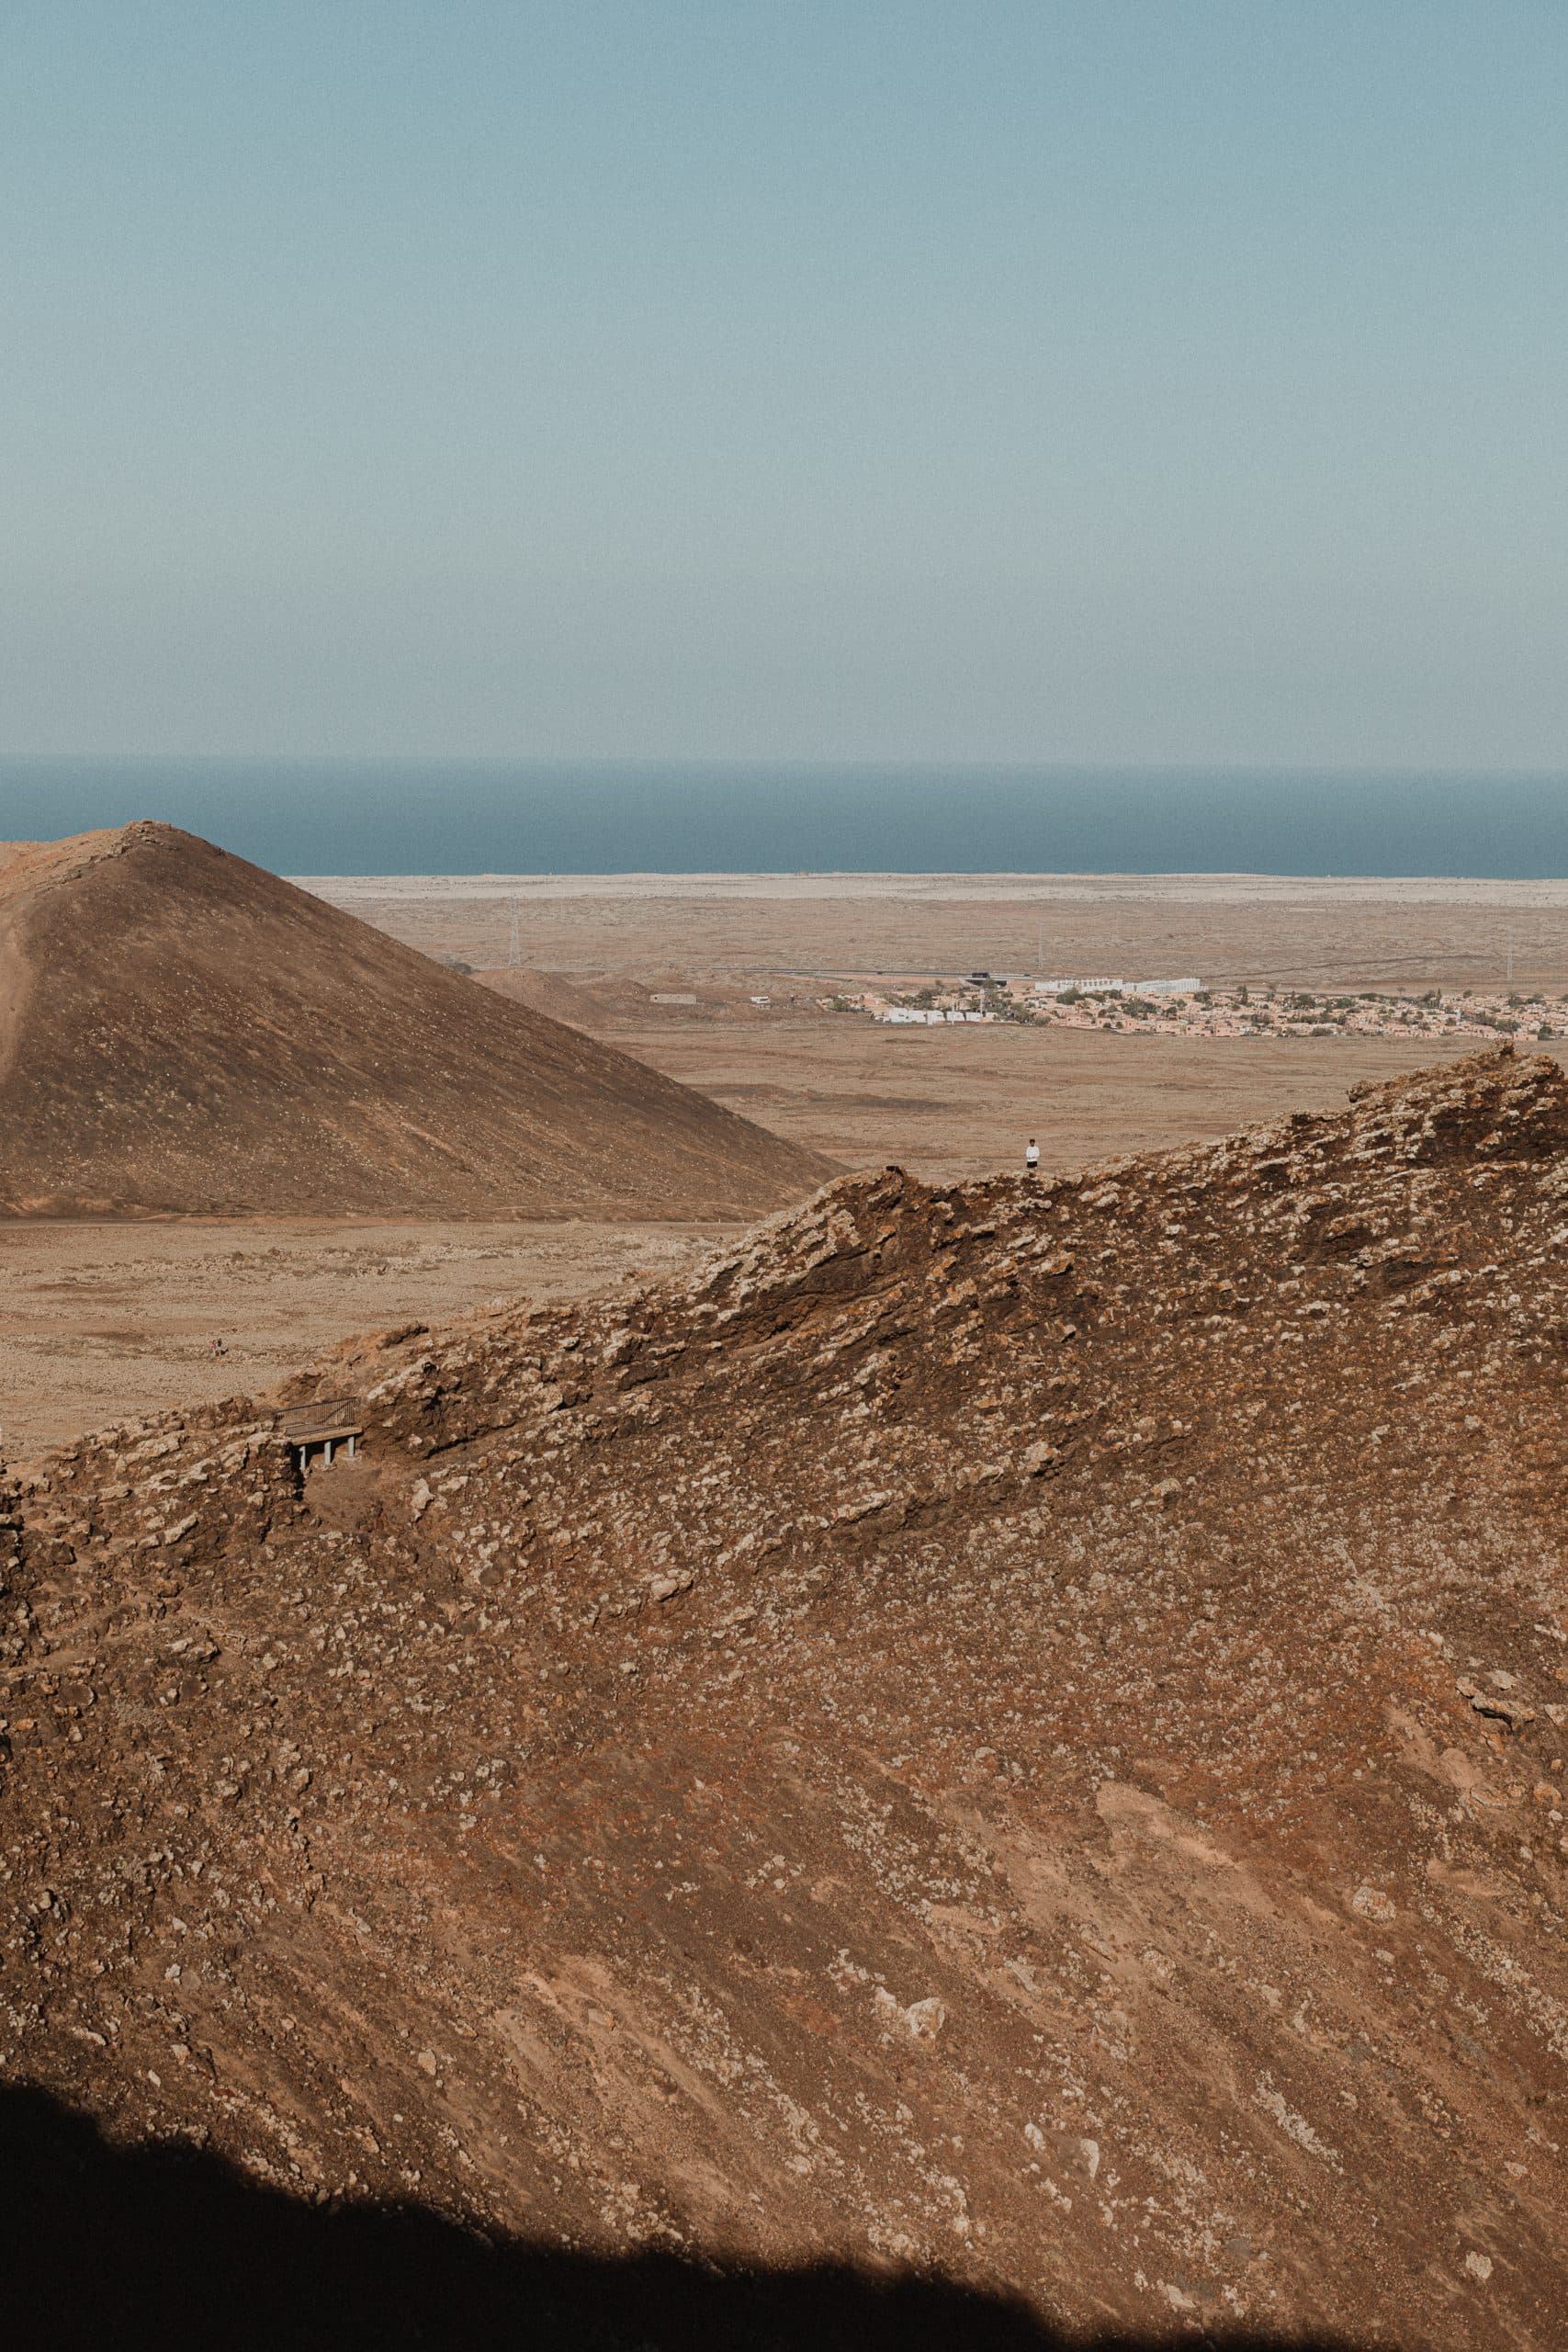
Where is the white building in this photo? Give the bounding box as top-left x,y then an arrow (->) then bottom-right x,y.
1032,976 -> 1201,998
878,1006 -> 994,1024
1032,975 -> 1127,996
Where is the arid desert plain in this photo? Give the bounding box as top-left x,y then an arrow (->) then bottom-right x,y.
8,866 -> 1568,1456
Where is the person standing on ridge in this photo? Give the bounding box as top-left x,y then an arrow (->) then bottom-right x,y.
1025,1136 -> 1040,1175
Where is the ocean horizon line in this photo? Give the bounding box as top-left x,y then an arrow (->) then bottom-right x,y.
3,758 -> 1566,881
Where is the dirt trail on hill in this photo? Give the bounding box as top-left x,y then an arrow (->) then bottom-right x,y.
0,824 -> 829,1220
5,1049 -> 1568,2344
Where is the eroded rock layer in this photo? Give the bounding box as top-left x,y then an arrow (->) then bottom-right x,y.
4,1049 -> 1567,2344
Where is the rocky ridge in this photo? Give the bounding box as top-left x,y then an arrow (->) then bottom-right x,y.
4,1048 -> 1568,2344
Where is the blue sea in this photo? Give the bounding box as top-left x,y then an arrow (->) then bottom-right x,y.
2,759 -> 1566,879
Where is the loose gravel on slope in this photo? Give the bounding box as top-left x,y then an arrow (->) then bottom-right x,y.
4,1048 -> 1568,2345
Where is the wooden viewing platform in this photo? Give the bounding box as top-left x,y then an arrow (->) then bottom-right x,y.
279,1397 -> 363,1473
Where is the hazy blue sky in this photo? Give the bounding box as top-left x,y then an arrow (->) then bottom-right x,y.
2,3 -> 1564,765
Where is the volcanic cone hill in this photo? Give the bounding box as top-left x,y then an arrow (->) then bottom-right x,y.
0,822 -> 829,1218
8,1049 -> 1568,2345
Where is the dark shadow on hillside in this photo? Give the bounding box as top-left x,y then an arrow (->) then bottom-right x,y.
1,2080 -> 1351,2352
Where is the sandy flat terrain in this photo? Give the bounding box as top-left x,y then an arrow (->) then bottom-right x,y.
308,868 -> 1568,908
612,1019 -> 1541,1179
0,1219 -> 722,1459
304,870 -> 1568,993
303,867 -> 1568,1170
307,866 -> 1568,1168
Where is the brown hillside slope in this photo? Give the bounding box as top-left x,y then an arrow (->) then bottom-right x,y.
0,823 -> 829,1218
6,1049 -> 1568,2344
472,961 -> 623,1028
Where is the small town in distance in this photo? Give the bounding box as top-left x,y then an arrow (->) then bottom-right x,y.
842,971 -> 1568,1041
